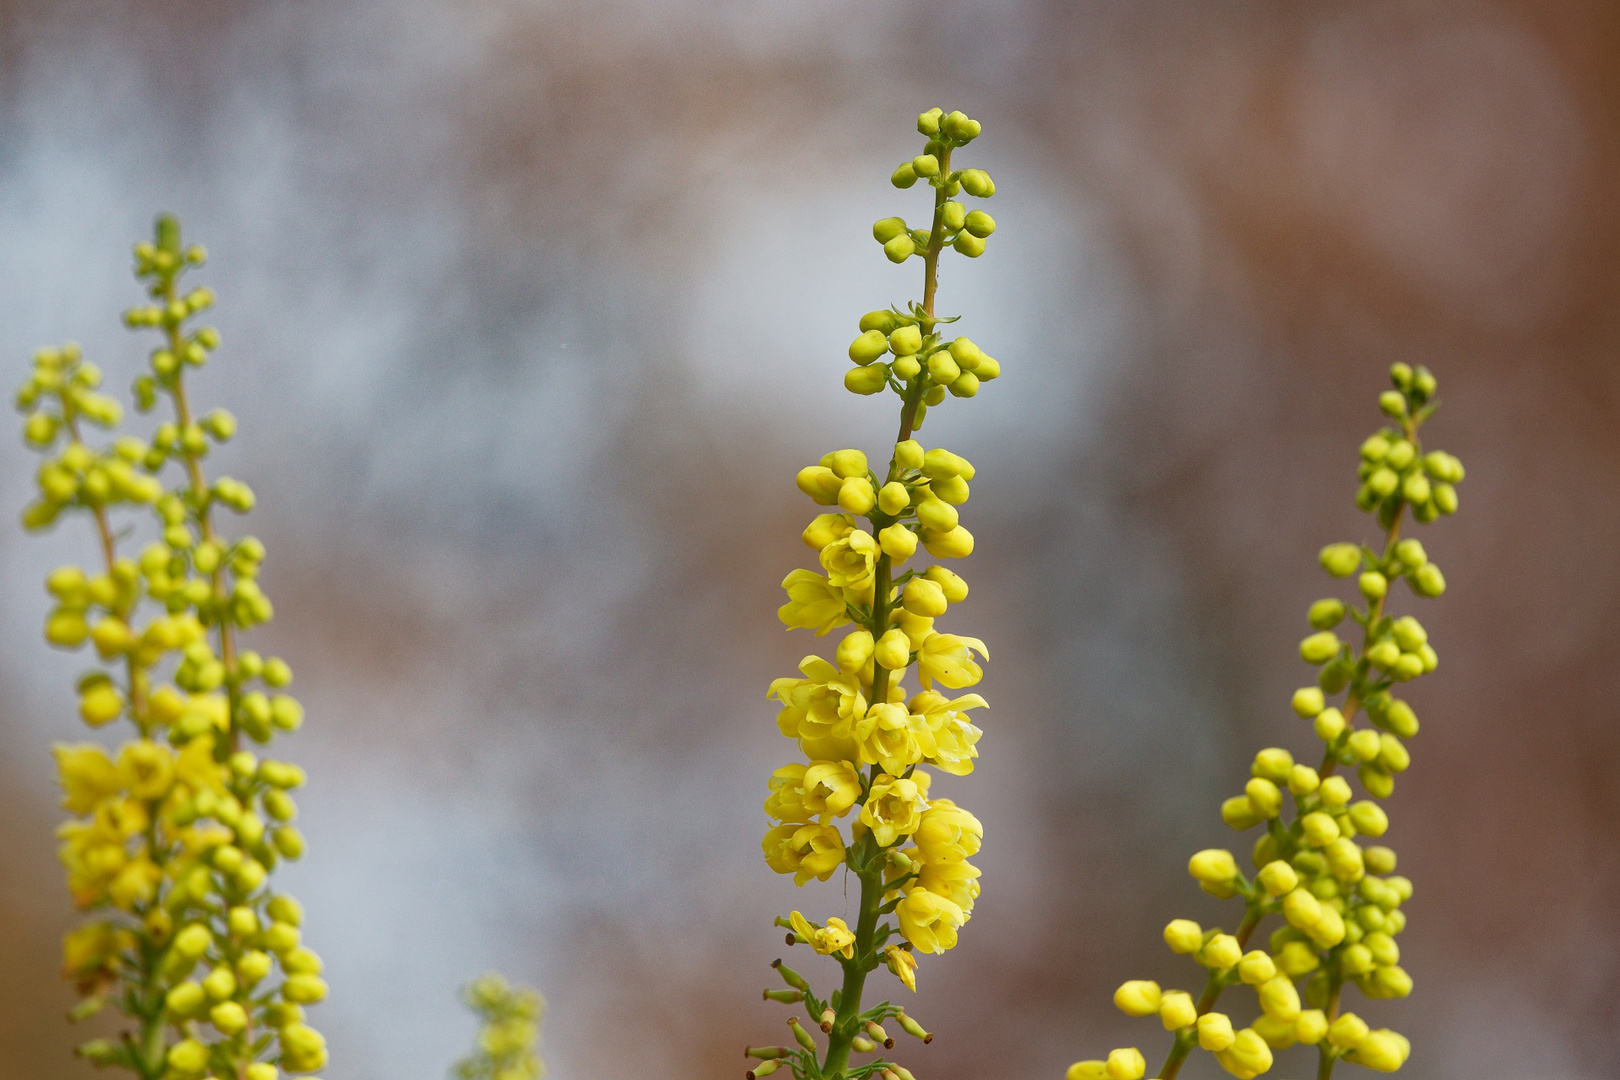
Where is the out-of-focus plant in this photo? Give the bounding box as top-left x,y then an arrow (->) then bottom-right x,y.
1067,366 -> 1465,1080
17,215 -> 328,1080
452,972 -> 546,1080
747,107 -> 1001,1080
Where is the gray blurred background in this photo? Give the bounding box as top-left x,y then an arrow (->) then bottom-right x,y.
1,2 -> 1616,1078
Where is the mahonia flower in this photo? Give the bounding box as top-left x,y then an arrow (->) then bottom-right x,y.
749,108 -> 1001,1080
453,972 -> 545,1080
17,216 -> 328,1080
1069,365 -> 1459,1080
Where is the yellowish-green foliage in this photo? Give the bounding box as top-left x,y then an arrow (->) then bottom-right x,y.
1068,366 -> 1464,1080
749,107 -> 999,1080
17,215 -> 327,1080
452,973 -> 546,1080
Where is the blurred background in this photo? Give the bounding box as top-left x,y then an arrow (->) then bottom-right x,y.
1,1 -> 1616,1078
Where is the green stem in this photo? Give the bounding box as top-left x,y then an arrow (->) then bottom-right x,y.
820,867 -> 882,1078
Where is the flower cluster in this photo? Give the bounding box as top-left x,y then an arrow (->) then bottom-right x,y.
452,972 -> 546,1080
16,216 -> 327,1080
749,108 -> 998,1080
1068,365 -> 1463,1080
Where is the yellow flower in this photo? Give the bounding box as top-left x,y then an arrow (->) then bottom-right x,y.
174,735 -> 227,794
909,690 -> 986,775
916,634 -> 988,690
762,822 -> 846,885
109,855 -> 162,910
61,921 -> 131,991
896,888 -> 965,954
916,858 -> 981,915
117,740 -> 175,800
912,799 -> 983,863
859,774 -> 928,846
778,569 -> 852,636
884,945 -> 918,991
53,743 -> 121,814
803,761 -> 862,818
789,911 -> 855,959
820,530 -> 879,594
801,513 -> 856,552
769,657 -> 866,762
764,764 -> 812,823
853,703 -> 925,776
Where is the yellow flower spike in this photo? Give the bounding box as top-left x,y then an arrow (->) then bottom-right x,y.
1112,980 -> 1162,1017
884,945 -> 918,991
1104,1047 -> 1146,1080
1158,990 -> 1197,1030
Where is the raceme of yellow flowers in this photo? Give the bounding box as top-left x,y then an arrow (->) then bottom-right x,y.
1067,365 -> 1464,1080
17,215 -> 328,1080
749,107 -> 998,1080
453,972 -> 547,1080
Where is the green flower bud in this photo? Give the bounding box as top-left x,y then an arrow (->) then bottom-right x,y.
1359,763 -> 1395,799
1346,729 -> 1382,762
1245,777 -> 1283,818
860,309 -> 902,334
873,217 -> 908,243
1347,800 -> 1389,837
1288,764 -> 1320,796
1313,706 -> 1346,742
1292,686 -> 1325,717
165,980 -> 205,1016
1360,435 -> 1390,461
917,108 -> 943,135
1319,543 -> 1361,577
1378,390 -> 1407,418
1251,747 -> 1293,783
1307,599 -> 1345,629
958,169 -> 995,197
173,923 -> 211,960
1381,699 -> 1418,738
1411,562 -> 1445,597
167,1039 -> 208,1075
849,329 -> 890,364
941,201 -> 967,231
888,325 -> 923,356
1300,631 -> 1340,665
1401,472 -> 1430,505
1363,846 -> 1396,875
892,354 -> 921,380
952,232 -> 986,258
1390,652 -> 1424,681
1367,467 -> 1399,498
843,365 -> 888,396
973,354 -> 1000,380
949,371 -> 980,397
883,235 -> 916,263
891,162 -> 919,188
210,1000 -> 248,1034
1378,732 -> 1411,773
912,154 -> 941,178
940,111 -> 981,141
1434,482 -> 1459,514
927,351 -> 961,385
1358,571 -> 1387,600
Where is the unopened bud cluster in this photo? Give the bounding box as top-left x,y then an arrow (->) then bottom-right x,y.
17,216 -> 326,1080
754,108 -> 997,1080
1068,366 -> 1464,1080
452,972 -> 546,1080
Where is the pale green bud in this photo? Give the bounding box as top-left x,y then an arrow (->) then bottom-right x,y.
1318,775 -> 1352,808
1411,562 -> 1445,597
1319,543 -> 1361,577
239,949 -> 272,984
927,351 -> 961,385
1300,631 -> 1340,665
167,1039 -> 209,1074
1378,390 -> 1406,418
173,923 -> 211,960
952,231 -> 986,257
1301,812 -> 1339,847
1381,699 -> 1419,738
1292,686 -> 1325,717
1434,482 -> 1459,514
1307,598 -> 1345,629
1384,440 -> 1415,470
1359,763 -> 1395,799
963,209 -> 995,237
845,364 -> 889,396
1378,732 -> 1411,773
883,235 -> 916,263
1324,838 -> 1365,882
165,980 -> 205,1016
941,201 -> 966,231
1347,729 -> 1382,762
1401,472 -> 1431,505
958,169 -> 995,197
1358,571 -> 1387,600
1340,943 -> 1375,976
1366,640 -> 1400,670
1390,652 -> 1424,681
1222,795 -> 1264,830
949,371 -> 980,397
849,329 -> 890,364
940,110 -> 980,140
1288,764 -> 1320,796
911,154 -> 940,178
891,162 -> 919,188
1392,615 -> 1427,650
1393,537 -> 1427,567
892,354 -> 921,380
1348,800 -> 1389,837
888,325 -> 923,357
1360,435 -> 1390,461
1363,846 -> 1396,875
1314,706 -> 1346,742
873,217 -> 908,243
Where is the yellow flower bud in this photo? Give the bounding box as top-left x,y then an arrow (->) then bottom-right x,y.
959,169 -> 995,198
873,217 -> 908,243
1188,848 -> 1237,885
1411,562 -> 1445,597
1372,964 -> 1413,998
1301,811 -> 1340,847
879,523 -> 918,562
796,466 -> 844,505
1257,973 -> 1299,1020
1379,732 -> 1411,773
1319,543 -> 1361,577
203,964 -> 237,1000
921,526 -> 974,559
1274,941 -> 1319,978
1328,1011 -> 1369,1049
877,482 -> 910,516
1251,1013 -> 1297,1050
1067,1063 -> 1107,1080
1197,1011 -> 1235,1051
1348,800 -> 1389,837
1164,919 -> 1203,954
875,628 -> 912,670
1202,934 -> 1242,970
227,905 -> 260,937
1244,777 -> 1282,818
1306,906 -> 1345,947
1347,1029 -> 1408,1072
284,974 -> 329,1003
210,1000 -> 248,1034
239,949 -> 272,984
1282,888 -> 1323,929
1318,775 -> 1352,807
892,162 -> 919,188
926,350 -> 961,385
1324,838 -> 1365,882
1340,943 -> 1375,976
1291,686 -> 1325,717
1346,728 -> 1381,762
165,980 -> 205,1016
1113,980 -> 1162,1017
245,1065 -> 278,1080
836,630 -> 875,672
1358,571 -> 1387,600
893,439 -> 924,470
1287,764 -> 1320,796
902,578 -> 948,617
167,1039 -> 209,1074
916,495 -> 959,532
1257,860 -> 1299,898
1153,989 -> 1195,1029
1293,1009 -> 1328,1045
1359,763 -> 1395,799
1238,950 -> 1277,985
1104,1047 -> 1144,1080
838,477 -> 876,515
1221,795 -> 1264,830
884,235 -> 916,263
1214,1028 -> 1274,1080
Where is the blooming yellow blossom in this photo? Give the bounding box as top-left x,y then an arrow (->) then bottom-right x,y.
116,739 -> 174,799
916,858 -> 981,915
820,530 -> 879,594
778,569 -> 853,636
764,764 -> 812,823
763,823 -> 847,885
908,689 -> 986,775
802,760 -> 862,818
896,889 -> 965,954
852,703 -> 925,775
915,633 -> 988,689
769,657 -> 866,762
912,799 -> 983,863
790,911 -> 855,959
53,743 -> 120,813
859,774 -> 928,846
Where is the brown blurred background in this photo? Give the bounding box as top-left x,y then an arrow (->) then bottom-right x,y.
1,2 -> 1616,1078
